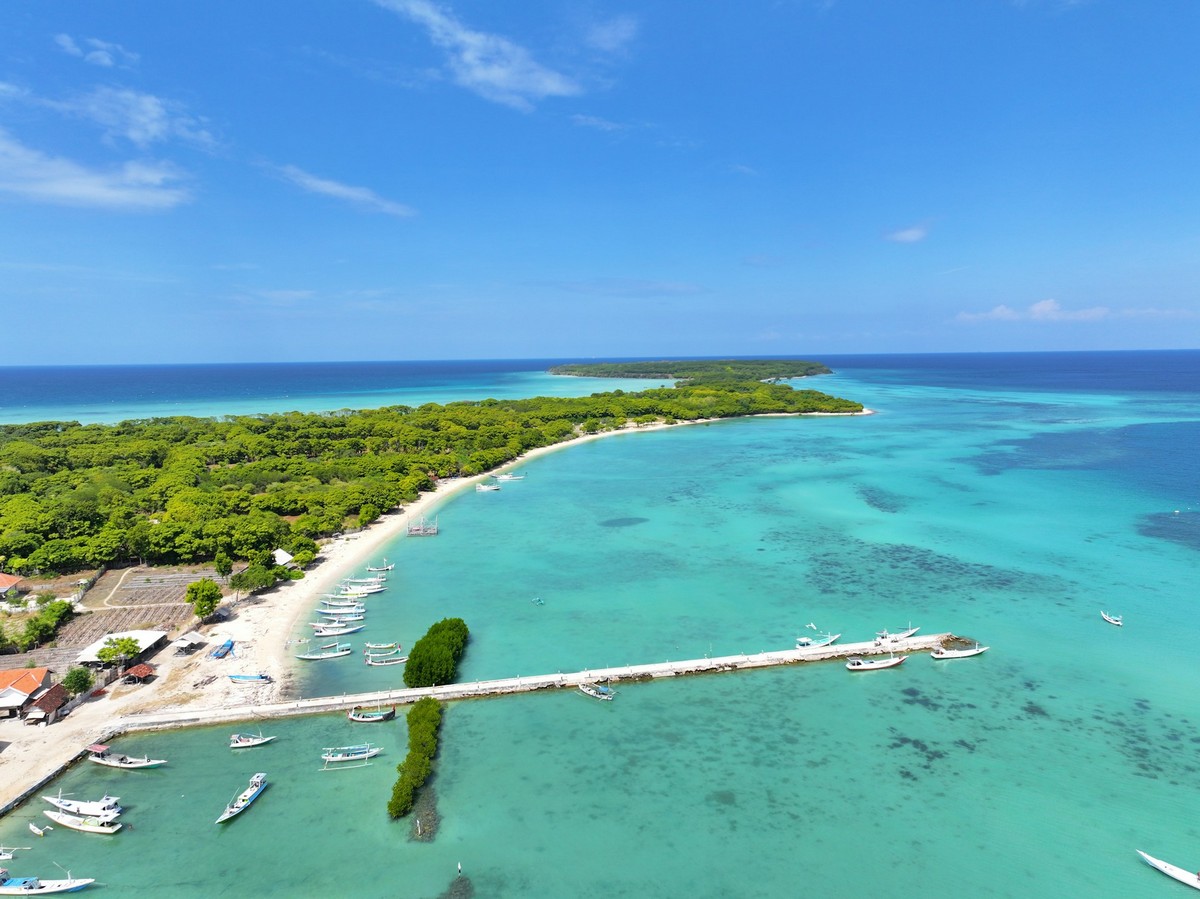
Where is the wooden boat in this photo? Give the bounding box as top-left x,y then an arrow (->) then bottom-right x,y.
215,772 -> 267,824
0,870 -> 94,894
931,643 -> 989,660
0,849 -> 31,863
344,575 -> 386,585
1101,611 -> 1123,626
87,744 -> 167,769
364,654 -> 408,667
475,483 -> 500,492
579,682 -> 616,701
796,632 -> 840,649
42,810 -> 122,835
209,639 -> 234,659
846,655 -> 907,671
320,596 -> 368,607
366,559 -> 394,572
295,641 -> 352,660
27,823 -> 49,837
1136,849 -> 1200,891
227,673 -> 272,685
320,743 -> 382,767
364,641 -> 400,651
493,473 -> 524,481
875,625 -> 919,643
338,582 -> 386,595
310,623 -> 365,637
316,604 -> 364,616
42,791 -> 121,819
230,732 -> 277,749
348,705 -> 397,723
310,613 -> 364,626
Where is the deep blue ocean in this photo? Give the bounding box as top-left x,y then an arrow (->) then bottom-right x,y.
1,351 -> 1197,897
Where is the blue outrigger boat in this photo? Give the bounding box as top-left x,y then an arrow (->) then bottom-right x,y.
209,639 -> 234,659
215,773 -> 267,823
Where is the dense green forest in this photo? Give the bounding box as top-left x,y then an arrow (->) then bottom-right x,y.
0,376 -> 861,576
547,359 -> 831,380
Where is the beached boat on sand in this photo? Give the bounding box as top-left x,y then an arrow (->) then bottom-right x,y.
295,641 -> 352,661
215,773 -> 268,824
42,791 -> 121,819
846,655 -> 906,671
230,732 -> 277,749
1136,849 -> 1200,891
1101,611 -> 1123,626
796,632 -> 840,649
42,810 -> 122,835
931,643 -> 989,660
0,869 -> 94,894
227,673 -> 272,685
348,705 -> 397,723
87,744 -> 167,769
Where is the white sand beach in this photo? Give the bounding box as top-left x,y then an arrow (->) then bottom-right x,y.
0,410 -> 872,813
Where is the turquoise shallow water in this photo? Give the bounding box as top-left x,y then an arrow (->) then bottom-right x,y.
1,354 -> 1198,897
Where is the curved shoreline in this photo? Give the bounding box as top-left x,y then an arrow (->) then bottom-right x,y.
0,409 -> 872,817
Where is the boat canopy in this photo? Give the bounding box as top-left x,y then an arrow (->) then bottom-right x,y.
87,744 -> 109,753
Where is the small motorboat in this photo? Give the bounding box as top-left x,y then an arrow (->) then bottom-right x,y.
931,643 -> 989,660
364,654 -> 408,667
310,623 -> 365,637
366,559 -> 394,572
320,744 -> 382,767
846,655 -> 907,671
493,473 -> 525,481
295,641 -> 353,661
87,744 -> 167,769
230,732 -> 277,749
347,705 -> 397,723
796,632 -> 840,649
27,823 -> 49,837
1101,611 -> 1123,627
227,673 -> 272,685
1136,849 -> 1200,891
475,483 -> 500,492
579,682 -> 616,701
215,773 -> 268,824
0,848 -> 31,862
875,625 -> 919,644
363,641 -> 400,651
43,810 -> 122,835
42,791 -> 121,818
0,869 -> 94,894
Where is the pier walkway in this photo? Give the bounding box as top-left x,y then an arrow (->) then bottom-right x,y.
118,632 -> 953,731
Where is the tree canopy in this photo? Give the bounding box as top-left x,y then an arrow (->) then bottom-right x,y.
547,359 -> 832,381
96,635 -> 142,665
186,577 -> 223,619
0,374 -> 861,576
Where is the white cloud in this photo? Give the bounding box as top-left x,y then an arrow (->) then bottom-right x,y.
586,15 -> 639,53
374,0 -> 581,111
0,127 -> 191,209
885,225 -> 928,243
956,299 -> 1109,323
571,113 -> 624,132
54,33 -> 140,68
53,87 -> 215,149
277,164 -> 415,216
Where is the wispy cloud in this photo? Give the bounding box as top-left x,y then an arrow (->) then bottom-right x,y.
52,87 -> 215,150
885,224 -> 929,243
277,164 -> 415,216
571,113 -> 625,132
54,34 -> 140,68
373,0 -> 581,111
585,15 -> 639,53
550,278 -> 705,298
957,299 -> 1109,322
0,127 -> 191,209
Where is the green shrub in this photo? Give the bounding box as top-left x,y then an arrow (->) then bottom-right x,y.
387,697 -> 443,819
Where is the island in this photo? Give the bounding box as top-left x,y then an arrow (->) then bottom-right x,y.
547,358 -> 832,381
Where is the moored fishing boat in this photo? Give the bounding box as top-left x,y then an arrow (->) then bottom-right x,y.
364,654 -> 408,667
42,791 -> 121,819
875,624 -> 919,643
796,632 -> 840,649
366,559 -> 394,572
320,743 -> 382,767
311,623 -> 365,637
846,655 -> 906,671
931,643 -> 989,660
0,869 -> 94,894
42,810 -> 122,835
1101,611 -> 1123,626
579,682 -> 616,701
0,849 -> 31,862
363,641 -> 400,651
348,704 -> 397,723
316,604 -> 365,616
310,613 -> 364,626
215,773 -> 268,824
295,641 -> 352,661
475,483 -> 500,492
1136,849 -> 1200,891
87,744 -> 167,769
230,732 -> 277,749
493,472 -> 524,481
320,596 -> 368,608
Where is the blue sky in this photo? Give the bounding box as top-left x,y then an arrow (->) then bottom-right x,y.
1,1 -> 1197,364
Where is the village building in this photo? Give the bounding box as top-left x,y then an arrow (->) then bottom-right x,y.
0,667 -> 51,718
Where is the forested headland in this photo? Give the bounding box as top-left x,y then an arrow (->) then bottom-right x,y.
0,370 -> 861,577
547,359 -> 831,381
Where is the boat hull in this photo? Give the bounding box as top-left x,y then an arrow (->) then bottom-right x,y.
215,774 -> 267,823
846,656 -> 907,671
43,810 -> 122,835
0,877 -> 95,894
1137,850 -> 1200,891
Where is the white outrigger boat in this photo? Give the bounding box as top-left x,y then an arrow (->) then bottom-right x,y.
86,744 -> 167,769
310,613 -> 365,625
42,810 -> 122,835
311,623 -> 365,637
338,582 -> 386,596
1101,610 -> 1123,626
230,731 -> 277,749
364,641 -> 400,651
320,743 -> 382,768
796,632 -> 840,649
493,472 -> 525,481
365,559 -> 394,572
0,849 -> 30,863
846,655 -> 906,671
215,773 -> 267,824
931,643 -> 989,660
0,869 -> 94,894
42,791 -> 121,819
475,483 -> 500,492
316,603 -> 365,616
1136,849 -> 1200,891
295,641 -> 352,660
579,682 -> 616,701
365,654 -> 408,667
875,624 -> 919,644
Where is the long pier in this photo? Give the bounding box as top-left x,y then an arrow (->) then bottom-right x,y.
118,632 -> 955,731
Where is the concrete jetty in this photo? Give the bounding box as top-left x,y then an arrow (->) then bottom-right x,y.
118,632 -> 955,731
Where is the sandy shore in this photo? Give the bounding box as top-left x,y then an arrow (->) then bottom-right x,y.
0,410 -> 872,814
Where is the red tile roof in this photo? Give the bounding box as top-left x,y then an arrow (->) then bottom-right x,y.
0,572 -> 23,591
28,682 -> 68,714
124,663 -> 156,679
0,668 -> 50,695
